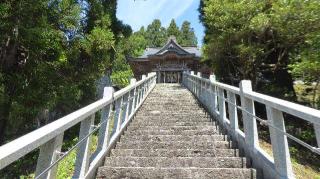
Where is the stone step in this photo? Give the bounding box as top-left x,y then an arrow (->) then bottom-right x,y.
96,84 -> 256,179
129,121 -> 215,126
133,117 -> 212,122
145,97 -> 195,99
140,103 -> 199,106
125,129 -> 220,135
115,141 -> 231,150
110,149 -> 239,158
145,99 -> 196,101
104,157 -> 246,168
140,103 -> 201,106
147,94 -> 194,96
141,108 -> 205,112
143,102 -> 200,105
127,125 -> 217,132
139,107 -> 204,111
120,135 -> 226,143
96,167 -> 256,179
133,115 -> 211,121
135,113 -> 210,117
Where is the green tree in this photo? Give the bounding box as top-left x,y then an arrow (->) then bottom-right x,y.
179,21 -> 197,46
167,19 -> 181,40
0,0 -> 83,143
111,37 -> 134,88
127,32 -> 147,57
200,0 -> 320,100
289,33 -> 320,108
145,19 -> 167,47
0,0 -> 124,145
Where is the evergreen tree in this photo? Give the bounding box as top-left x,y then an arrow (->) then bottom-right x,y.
200,0 -> 320,100
0,0 -> 119,145
145,19 -> 167,47
167,19 -> 181,40
179,21 -> 198,46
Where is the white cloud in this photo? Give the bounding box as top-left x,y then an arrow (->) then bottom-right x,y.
117,0 -> 195,31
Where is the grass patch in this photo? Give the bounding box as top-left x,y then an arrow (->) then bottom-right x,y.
19,135 -> 99,179
259,140 -> 320,179
56,135 -> 98,179
294,83 -> 320,108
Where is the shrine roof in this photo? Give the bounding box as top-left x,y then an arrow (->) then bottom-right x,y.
132,36 -> 201,60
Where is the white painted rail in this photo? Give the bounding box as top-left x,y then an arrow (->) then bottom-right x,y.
182,71 -> 320,179
0,72 -> 157,179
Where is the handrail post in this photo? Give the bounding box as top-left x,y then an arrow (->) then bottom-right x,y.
35,134 -> 64,179
218,87 -> 226,124
209,75 -> 217,115
135,86 -> 140,110
190,71 -> 195,94
187,72 -> 190,88
73,114 -> 95,178
239,80 -> 258,149
227,91 -> 238,135
128,78 -> 137,116
96,87 -> 114,153
266,107 -> 294,179
197,72 -> 201,98
121,93 -> 129,124
203,81 -> 208,107
114,97 -> 124,132
314,124 -> 320,148
140,75 -> 147,104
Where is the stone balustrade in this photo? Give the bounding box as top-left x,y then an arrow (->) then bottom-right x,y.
0,73 -> 157,179
182,71 -> 320,179
1,70 -> 319,179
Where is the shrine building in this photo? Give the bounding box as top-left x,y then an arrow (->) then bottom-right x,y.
128,36 -> 211,83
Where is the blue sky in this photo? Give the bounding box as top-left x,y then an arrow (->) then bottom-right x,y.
116,0 -> 205,46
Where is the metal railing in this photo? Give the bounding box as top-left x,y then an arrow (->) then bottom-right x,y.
0,73 -> 157,179
182,71 -> 320,179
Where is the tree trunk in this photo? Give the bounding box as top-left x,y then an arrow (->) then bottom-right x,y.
0,95 -> 12,145
312,80 -> 319,108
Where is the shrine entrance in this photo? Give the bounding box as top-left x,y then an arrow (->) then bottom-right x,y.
158,71 -> 182,83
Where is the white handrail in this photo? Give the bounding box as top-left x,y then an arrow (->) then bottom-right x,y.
0,98 -> 111,169
182,71 -> 320,179
244,91 -> 320,125
0,72 -> 157,179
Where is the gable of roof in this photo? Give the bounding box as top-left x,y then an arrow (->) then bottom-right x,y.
154,37 -> 191,56
134,36 -> 201,59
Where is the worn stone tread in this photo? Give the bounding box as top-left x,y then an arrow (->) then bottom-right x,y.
96,167 -> 256,179
104,157 -> 246,168
110,149 -> 240,157
120,134 -> 226,142
96,84 -> 256,179
125,129 -> 220,135
130,121 -> 214,126
115,141 -> 231,149
127,125 -> 217,131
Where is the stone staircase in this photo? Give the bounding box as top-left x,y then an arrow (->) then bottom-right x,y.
97,84 -> 256,179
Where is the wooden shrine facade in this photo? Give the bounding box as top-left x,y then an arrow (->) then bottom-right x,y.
128,36 -> 211,83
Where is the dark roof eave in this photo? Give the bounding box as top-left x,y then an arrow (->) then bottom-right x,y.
148,53 -> 198,58
128,57 -> 150,62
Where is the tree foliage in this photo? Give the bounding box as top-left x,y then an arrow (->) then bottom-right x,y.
111,37 -> 134,88
167,19 -> 181,40
128,19 -> 198,58
145,19 -> 167,47
200,0 -> 320,100
179,21 -> 197,46
0,0 -> 133,145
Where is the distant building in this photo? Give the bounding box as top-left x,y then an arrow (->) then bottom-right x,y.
128,36 -> 211,83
